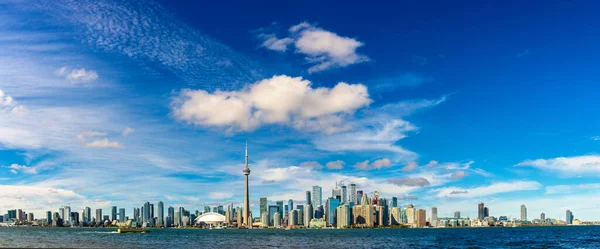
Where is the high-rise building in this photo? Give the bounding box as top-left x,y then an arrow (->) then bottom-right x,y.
416,209 -> 426,228
391,197 -> 398,208
143,202 -> 150,223
111,206 -> 117,221
312,186 -> 322,207
454,211 -> 461,219
349,184 -> 357,204
566,210 -> 573,225
478,202 -> 485,220
331,182 -> 341,200
520,204 -> 527,221
390,207 -> 402,225
326,197 -> 340,226
315,205 -> 324,219
204,206 -> 210,214
178,207 -> 185,226
288,199 -> 294,212
305,191 -> 312,206
46,211 -> 52,225
242,141 -> 251,228
297,205 -> 304,226
304,204 -> 313,226
268,205 -> 279,226
168,206 -> 175,227
273,212 -> 281,228
484,207 -> 489,218
431,207 -> 438,227
95,209 -> 102,224
336,204 -> 351,228
133,208 -> 140,223
83,207 -> 91,223
64,206 -> 71,225
260,197 -> 268,218
119,208 -> 125,222
352,194 -> 373,228
59,208 -> 64,220
356,190 -> 363,205
276,201 -> 284,219
341,185 -> 347,203
157,201 -> 164,227
540,212 -> 545,221
406,204 -> 416,226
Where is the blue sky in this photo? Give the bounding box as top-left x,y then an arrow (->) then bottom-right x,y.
1,0 -> 600,221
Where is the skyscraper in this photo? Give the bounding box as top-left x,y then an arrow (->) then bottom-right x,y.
95,209 -> 102,224
349,184 -> 357,204
484,207 -> 489,218
312,186 -> 322,207
566,210 -> 573,224
111,206 -> 117,221
391,197 -> 398,208
331,182 -> 341,199
268,205 -> 279,226
65,206 -> 71,225
540,212 -> 545,221
83,207 -> 91,223
157,201 -> 164,227
304,204 -> 313,226
454,211 -> 461,219
276,201 -> 284,219
305,191 -> 311,206
46,211 -> 52,225
406,204 -> 416,226
168,206 -> 175,227
243,141 -> 251,228
260,197 -> 268,218
143,202 -> 150,223
119,208 -> 125,222
416,209 -> 426,228
341,185 -> 347,203
520,204 -> 527,221
431,207 -> 438,227
326,197 -> 340,226
288,199 -> 294,212
356,190 -> 363,205
478,202 -> 485,220
133,208 -> 140,223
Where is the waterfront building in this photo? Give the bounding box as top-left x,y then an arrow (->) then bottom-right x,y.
174,210 -> 180,227
273,212 -> 281,228
204,206 -> 210,213
59,208 -> 64,221
521,204 -> 527,221
110,206 -> 116,222
566,210 -> 573,225
95,209 -> 102,225
64,206 -> 71,225
352,194 -> 373,228
260,197 -> 267,218
236,208 -> 242,228
305,191 -> 312,206
478,202 -> 485,220
315,205 -> 324,219
375,206 -> 386,226
27,213 -> 34,222
260,212 -> 269,227
168,206 -> 175,227
326,197 -> 340,226
406,204 -> 416,226
390,207 -> 402,225
431,207 -> 438,227
288,210 -> 298,227
46,211 -> 52,225
391,197 -> 398,208
242,141 -> 251,228
268,205 -> 279,226
336,204 -> 351,228
349,184 -> 357,204
288,199 -> 294,212
309,218 -> 326,228
119,208 -> 125,222
304,204 -> 313,226
416,209 -> 426,228
297,205 -> 304,226
178,207 -> 185,226
312,186 -> 322,207
157,201 -> 164,227
82,207 -> 91,224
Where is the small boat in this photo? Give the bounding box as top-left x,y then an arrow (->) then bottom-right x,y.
117,228 -> 150,233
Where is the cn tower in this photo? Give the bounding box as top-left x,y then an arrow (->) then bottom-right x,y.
243,141 -> 251,228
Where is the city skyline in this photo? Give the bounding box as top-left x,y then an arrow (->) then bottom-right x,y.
1,0 -> 600,222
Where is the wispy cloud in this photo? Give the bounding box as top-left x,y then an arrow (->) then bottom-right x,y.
55,67 -> 98,83
325,160 -> 344,170
6,164 -> 38,174
388,177 -> 430,187
431,180 -> 542,198
516,155 -> 600,176
85,138 -> 124,149
545,183 -> 600,194
121,127 -> 134,137
402,161 -> 418,172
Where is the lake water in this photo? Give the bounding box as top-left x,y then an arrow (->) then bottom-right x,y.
1,226 -> 599,248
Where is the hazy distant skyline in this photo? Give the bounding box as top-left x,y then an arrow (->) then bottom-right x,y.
1,0 -> 599,220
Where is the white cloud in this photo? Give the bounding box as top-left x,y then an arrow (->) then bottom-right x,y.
76,131 -> 107,141
85,138 -> 123,149
56,67 -> 98,82
172,75 -> 371,134
402,161 -> 418,172
516,155 -> 600,176
7,164 -> 37,174
258,33 -> 293,52
209,192 -> 234,200
325,160 -> 344,170
425,160 -> 438,168
0,185 -> 84,212
257,22 -> 369,73
355,158 -> 392,170
0,89 -> 14,106
431,180 -> 542,198
121,127 -> 134,137
545,183 -> 600,194
298,161 -> 323,169
450,171 -> 467,179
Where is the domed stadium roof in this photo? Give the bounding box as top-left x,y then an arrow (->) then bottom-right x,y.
195,212 -> 226,224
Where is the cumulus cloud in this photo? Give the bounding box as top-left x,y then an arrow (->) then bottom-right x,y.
256,22 -> 369,73
172,75 -> 371,134
431,180 -> 542,198
0,89 -> 14,106
326,160 -> 344,170
355,158 -> 392,170
402,161 -> 418,172
121,127 -> 134,137
85,138 -> 123,149
56,67 -> 98,82
388,177 -> 430,187
7,164 -> 37,174
516,155 -> 600,176
451,171 -> 467,179
298,161 -> 323,169
0,89 -> 25,114
425,160 -> 439,168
